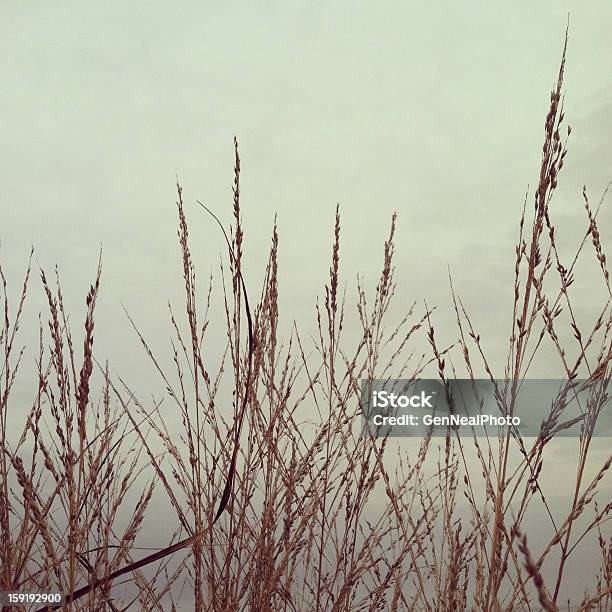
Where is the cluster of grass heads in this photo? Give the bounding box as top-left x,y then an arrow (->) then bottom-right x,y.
0,35 -> 610,611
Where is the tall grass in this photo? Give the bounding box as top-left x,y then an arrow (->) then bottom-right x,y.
0,33 -> 610,611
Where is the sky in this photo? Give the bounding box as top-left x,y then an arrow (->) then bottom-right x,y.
1,2 -> 610,601
2,4 -> 611,374
2,3 -> 611,386
1,1 -> 611,423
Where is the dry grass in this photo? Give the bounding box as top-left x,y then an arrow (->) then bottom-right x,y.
0,32 -> 610,611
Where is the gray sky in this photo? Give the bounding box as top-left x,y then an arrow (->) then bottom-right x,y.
1,2 -> 611,383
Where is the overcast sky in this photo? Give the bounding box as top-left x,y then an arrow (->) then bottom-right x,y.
2,1 -> 611,386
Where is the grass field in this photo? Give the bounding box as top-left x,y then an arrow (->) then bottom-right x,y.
0,34 -> 610,611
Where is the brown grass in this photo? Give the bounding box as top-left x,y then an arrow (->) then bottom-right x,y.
0,30 -> 610,611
